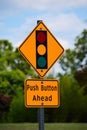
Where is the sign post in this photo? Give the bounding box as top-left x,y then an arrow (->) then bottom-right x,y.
18,20 -> 64,130
37,20 -> 44,130
38,106 -> 44,130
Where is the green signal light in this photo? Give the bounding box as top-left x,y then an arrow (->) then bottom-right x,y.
37,57 -> 46,68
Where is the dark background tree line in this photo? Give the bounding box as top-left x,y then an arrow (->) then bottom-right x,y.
0,29 -> 87,123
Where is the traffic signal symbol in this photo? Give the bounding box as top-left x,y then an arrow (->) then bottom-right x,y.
36,30 -> 47,69
19,21 -> 64,77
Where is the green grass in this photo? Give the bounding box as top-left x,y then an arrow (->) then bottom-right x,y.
0,123 -> 87,130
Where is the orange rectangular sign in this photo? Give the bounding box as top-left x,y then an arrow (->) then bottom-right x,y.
24,79 -> 60,108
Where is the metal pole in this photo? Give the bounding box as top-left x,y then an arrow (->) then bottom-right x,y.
37,20 -> 44,130
38,107 -> 44,130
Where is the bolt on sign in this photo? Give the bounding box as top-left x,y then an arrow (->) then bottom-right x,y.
24,79 -> 60,108
19,21 -> 64,77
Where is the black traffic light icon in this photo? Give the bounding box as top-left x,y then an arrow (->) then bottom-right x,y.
36,30 -> 47,69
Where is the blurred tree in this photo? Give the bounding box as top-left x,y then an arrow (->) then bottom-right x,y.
59,29 -> 87,74
73,29 -> 87,94
74,29 -> 87,68
11,48 -> 35,77
0,40 -> 35,76
0,40 -> 13,71
0,70 -> 25,95
8,92 -> 37,122
56,75 -> 85,122
0,93 -> 12,122
59,49 -> 76,73
0,40 -> 35,95
0,40 -> 35,122
59,30 -> 87,94
0,39 -> 36,95
45,75 -> 86,122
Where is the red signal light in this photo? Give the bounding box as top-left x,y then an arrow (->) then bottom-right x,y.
37,31 -> 46,43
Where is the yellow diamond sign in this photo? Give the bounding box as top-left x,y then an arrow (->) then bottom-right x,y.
19,21 -> 64,77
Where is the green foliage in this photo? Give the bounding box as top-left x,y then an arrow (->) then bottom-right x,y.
0,40 -> 35,122
75,29 -> 87,64
7,74 -> 87,123
0,40 -> 13,70
0,70 -> 25,95
11,48 -> 35,76
79,95 -> 87,122
59,75 -> 83,122
0,40 -> 34,76
8,92 -> 37,122
45,75 -> 87,122
59,49 -> 76,73
0,33 -> 87,123
0,39 -> 35,96
59,29 -> 87,74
